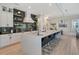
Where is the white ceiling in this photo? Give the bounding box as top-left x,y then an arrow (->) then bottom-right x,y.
1,3 -> 79,18
18,3 -> 79,18
57,3 -> 79,16
19,3 -> 63,17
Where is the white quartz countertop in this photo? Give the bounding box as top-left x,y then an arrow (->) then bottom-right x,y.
22,30 -> 61,38
38,30 -> 60,37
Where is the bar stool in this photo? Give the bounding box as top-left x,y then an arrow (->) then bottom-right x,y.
48,33 -> 60,49
42,35 -> 56,55
48,34 -> 57,49
42,37 -> 51,55
42,42 -> 51,55
42,32 -> 61,55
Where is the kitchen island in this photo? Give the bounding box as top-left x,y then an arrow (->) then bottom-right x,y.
21,30 -> 62,55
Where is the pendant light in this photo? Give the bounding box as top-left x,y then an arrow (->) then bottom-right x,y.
23,6 -> 34,23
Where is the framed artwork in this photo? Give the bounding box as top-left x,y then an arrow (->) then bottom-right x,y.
59,24 -> 67,27
59,20 -> 67,27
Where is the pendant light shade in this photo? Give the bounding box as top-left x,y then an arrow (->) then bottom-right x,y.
23,6 -> 34,23
24,15 -> 34,23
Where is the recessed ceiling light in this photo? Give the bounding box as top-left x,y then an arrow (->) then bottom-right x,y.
28,6 -> 31,9
14,3 -> 19,6
49,3 -> 52,7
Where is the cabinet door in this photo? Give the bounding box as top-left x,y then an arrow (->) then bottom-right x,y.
0,10 -> 13,27
0,6 -> 2,27
0,12 -> 8,27
7,12 -> 13,27
0,35 -> 9,48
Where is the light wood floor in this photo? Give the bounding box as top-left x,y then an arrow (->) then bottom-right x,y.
0,42 -> 22,55
0,33 -> 79,55
51,33 -> 79,55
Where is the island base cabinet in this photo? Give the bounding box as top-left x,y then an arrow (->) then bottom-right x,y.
21,36 -> 42,55
21,31 -> 61,55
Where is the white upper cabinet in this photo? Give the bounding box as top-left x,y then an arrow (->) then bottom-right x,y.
0,6 -> 2,27
0,5 -> 13,27
0,11 -> 8,27
7,12 -> 13,27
